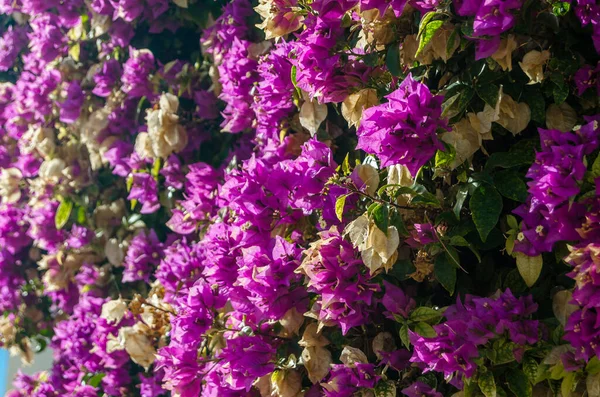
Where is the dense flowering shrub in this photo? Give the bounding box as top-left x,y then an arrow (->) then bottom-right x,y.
0,0 -> 599,396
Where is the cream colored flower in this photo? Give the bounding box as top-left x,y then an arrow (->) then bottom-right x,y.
339,346 -> 368,366
359,9 -> 397,50
341,88 -> 379,129
519,50 -> 551,84
101,299 -> 128,324
441,118 -> 481,170
108,322 -> 156,370
255,0 -> 304,40
137,93 -> 188,159
270,370 -> 303,397
0,168 -> 22,203
353,163 -> 380,196
491,34 -> 517,71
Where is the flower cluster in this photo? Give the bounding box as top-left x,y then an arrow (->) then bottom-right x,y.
357,74 -> 447,174
299,227 -> 380,334
514,120 -> 600,256
411,289 -> 538,378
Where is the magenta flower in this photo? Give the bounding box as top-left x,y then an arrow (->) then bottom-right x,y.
357,74 -> 447,174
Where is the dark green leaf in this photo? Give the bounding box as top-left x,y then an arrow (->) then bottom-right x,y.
552,77 -> 569,104
386,44 -> 401,77
484,152 -> 532,171
399,324 -> 410,349
522,90 -> 545,124
476,83 -> 500,107
372,203 -> 389,232
523,355 -> 539,384
434,253 -> 457,295
454,184 -> 469,219
470,185 -> 503,242
507,369 -> 532,397
390,209 -> 409,236
388,259 -> 416,281
409,307 -> 442,324
504,269 -> 528,293
446,29 -> 459,58
494,170 -> 527,202
55,199 -> 74,230
449,235 -> 469,246
414,322 -> 437,338
412,191 -> 441,207
479,371 -> 497,397
495,340 -> 517,365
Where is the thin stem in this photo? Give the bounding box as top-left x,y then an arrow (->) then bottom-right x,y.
346,185 -> 421,211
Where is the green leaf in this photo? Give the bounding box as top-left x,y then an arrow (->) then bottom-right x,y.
435,143 -> 456,169
494,170 -> 528,202
409,307 -> 442,324
561,371 -> 576,397
374,380 -> 397,397
507,369 -> 532,397
372,203 -> 389,232
476,83 -> 500,108
515,252 -> 543,287
417,12 -> 442,37
434,253 -> 457,295
399,324 -> 410,349
587,154 -> 600,183
479,371 -> 497,397
151,158 -> 162,179
414,322 -> 437,338
412,191 -> 441,207
388,259 -> 416,281
586,356 -> 600,375
291,65 -> 299,89
386,44 -> 401,77
552,77 -> 569,105
470,185 -> 503,242
454,184 -> 468,219
441,92 -> 461,118
552,1 -> 570,16
416,20 -> 444,57
484,152 -> 532,171
494,339 -> 517,364
446,29 -> 459,58
390,209 -> 409,236
464,378 -> 480,397
290,65 -> 302,99
523,355 -> 539,384
449,235 -> 469,246
341,153 -> 351,175
55,199 -> 74,230
75,206 -> 86,225
507,215 -> 519,230
522,89 -> 545,124
86,373 -> 106,388
69,43 -> 81,62
504,269 -> 528,293
335,194 -> 350,222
